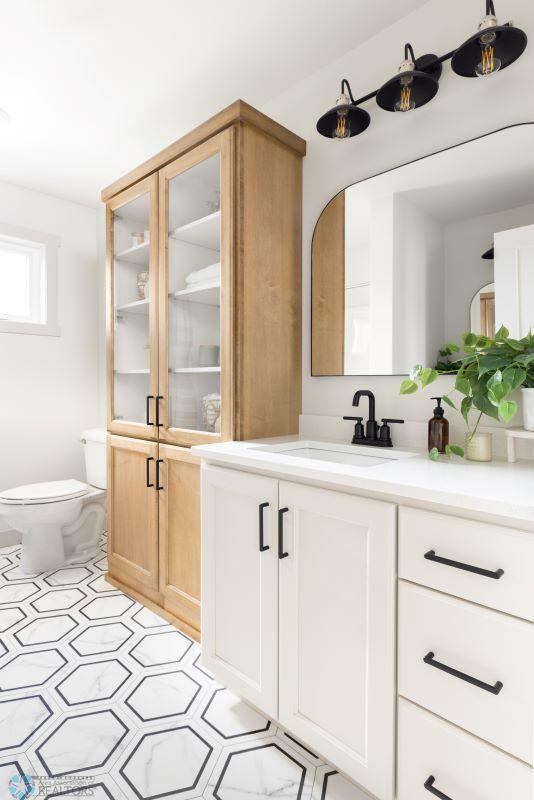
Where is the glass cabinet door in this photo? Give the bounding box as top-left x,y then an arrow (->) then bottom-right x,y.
107,174 -> 158,439
158,129 -> 233,446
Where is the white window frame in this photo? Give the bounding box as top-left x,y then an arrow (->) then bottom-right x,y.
0,222 -> 60,336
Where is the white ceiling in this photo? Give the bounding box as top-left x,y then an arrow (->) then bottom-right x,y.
0,0 -> 428,207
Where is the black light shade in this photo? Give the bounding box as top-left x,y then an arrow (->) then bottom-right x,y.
316,102 -> 371,139
376,69 -> 439,112
482,246 -> 494,260
452,24 -> 527,77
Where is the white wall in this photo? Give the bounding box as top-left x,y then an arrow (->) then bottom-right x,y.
261,0 -> 534,436
0,182 -> 102,503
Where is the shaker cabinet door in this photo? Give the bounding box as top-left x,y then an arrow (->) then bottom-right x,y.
278,481 -> 396,800
107,435 -> 159,595
201,465 -> 279,717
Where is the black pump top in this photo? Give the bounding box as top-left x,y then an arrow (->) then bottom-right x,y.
431,397 -> 445,418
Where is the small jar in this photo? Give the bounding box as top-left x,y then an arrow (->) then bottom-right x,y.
465,432 -> 493,462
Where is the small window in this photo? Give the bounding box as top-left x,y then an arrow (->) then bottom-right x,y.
0,224 -> 60,336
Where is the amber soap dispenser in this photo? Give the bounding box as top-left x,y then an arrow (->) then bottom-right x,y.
428,397 -> 449,453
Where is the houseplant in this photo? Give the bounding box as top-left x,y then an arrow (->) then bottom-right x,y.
400,326 -> 534,460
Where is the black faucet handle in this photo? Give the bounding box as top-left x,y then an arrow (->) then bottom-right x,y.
381,418 -> 404,425
343,416 -> 363,422
379,418 -> 404,446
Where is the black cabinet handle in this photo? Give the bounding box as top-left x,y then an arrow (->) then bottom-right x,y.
146,395 -> 154,426
278,508 -> 289,559
424,549 -> 504,580
259,503 -> 270,552
155,395 -> 164,427
423,651 -> 503,695
155,459 -> 164,490
424,776 -> 453,800
146,457 -> 154,487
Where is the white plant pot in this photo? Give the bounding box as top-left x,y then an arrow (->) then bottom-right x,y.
465,432 -> 493,462
521,388 -> 534,431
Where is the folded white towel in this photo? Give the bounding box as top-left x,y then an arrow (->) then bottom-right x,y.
185,262 -> 221,285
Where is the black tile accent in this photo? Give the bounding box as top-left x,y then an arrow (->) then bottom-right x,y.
283,732 -> 320,760
321,770 -> 338,800
201,688 -> 271,739
45,782 -> 113,799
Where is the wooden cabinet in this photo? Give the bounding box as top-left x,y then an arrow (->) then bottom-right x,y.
201,465 -> 279,716
107,435 -> 159,596
201,466 -> 396,797
103,101 -> 305,637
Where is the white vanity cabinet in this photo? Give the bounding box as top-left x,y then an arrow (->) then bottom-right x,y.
201,465 -> 397,800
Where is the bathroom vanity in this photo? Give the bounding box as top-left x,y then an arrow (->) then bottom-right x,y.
193,438 -> 534,800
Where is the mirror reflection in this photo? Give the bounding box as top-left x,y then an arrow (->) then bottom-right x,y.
311,124 -> 534,376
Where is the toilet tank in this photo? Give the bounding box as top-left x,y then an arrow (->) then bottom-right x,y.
81,428 -> 107,489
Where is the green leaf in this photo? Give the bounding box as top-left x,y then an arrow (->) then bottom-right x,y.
498,399 -> 518,422
409,364 -> 423,380
502,365 -> 527,390
462,332 -> 478,347
505,338 -> 524,351
515,351 -> 534,367
473,394 -> 500,420
477,354 -> 511,377
428,447 -> 440,461
446,444 -> 465,458
420,367 -> 438,387
455,376 -> 471,396
441,395 -> 455,409
495,325 -> 510,340
461,395 -> 473,423
475,336 -> 491,349
400,379 -> 418,395
443,342 -> 460,353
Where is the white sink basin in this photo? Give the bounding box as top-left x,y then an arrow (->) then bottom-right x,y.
251,440 -> 416,468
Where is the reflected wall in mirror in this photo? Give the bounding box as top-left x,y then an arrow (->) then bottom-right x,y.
311,123 -> 534,376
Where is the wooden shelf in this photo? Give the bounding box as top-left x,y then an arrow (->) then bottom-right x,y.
171,211 -> 220,250
169,280 -> 220,307
115,241 -> 150,265
114,369 -> 149,375
116,299 -> 150,315
169,366 -> 220,374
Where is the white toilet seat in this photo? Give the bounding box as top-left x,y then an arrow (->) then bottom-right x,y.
0,479 -> 89,506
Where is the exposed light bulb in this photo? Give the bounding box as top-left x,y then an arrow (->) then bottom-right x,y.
476,42 -> 502,75
394,75 -> 415,112
333,107 -> 351,140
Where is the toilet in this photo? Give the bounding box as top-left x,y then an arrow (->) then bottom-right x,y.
0,429 -> 107,574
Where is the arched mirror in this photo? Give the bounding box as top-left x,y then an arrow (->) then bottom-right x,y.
311,123 -> 534,376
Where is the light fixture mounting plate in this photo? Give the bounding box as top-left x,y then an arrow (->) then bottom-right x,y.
415,53 -> 442,81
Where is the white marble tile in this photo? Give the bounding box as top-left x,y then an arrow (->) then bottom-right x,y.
0,582 -> 39,605
125,670 -> 202,722
0,649 -> 67,693
34,709 -> 129,777
14,615 -> 77,647
0,607 -> 25,634
31,588 -> 86,613
80,595 -> 134,621
68,622 -> 134,657
131,605 -> 169,629
87,574 -> 117,594
45,567 -> 93,587
128,629 -> 194,667
0,752 -> 36,800
1,565 -> 42,582
0,695 -> 53,752
312,767 -> 371,800
55,659 -> 132,706
200,687 -> 271,740
117,722 -> 217,800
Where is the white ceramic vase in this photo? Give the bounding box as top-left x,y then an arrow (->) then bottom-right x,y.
521,388 -> 534,431
465,432 -> 493,462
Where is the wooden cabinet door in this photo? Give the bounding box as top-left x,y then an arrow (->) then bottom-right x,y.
278,481 -> 396,800
201,465 -> 278,717
157,128 -> 234,447
107,435 -> 159,595
106,175 -> 159,440
158,444 -> 201,638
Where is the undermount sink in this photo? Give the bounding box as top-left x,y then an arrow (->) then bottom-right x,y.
251,441 -> 416,468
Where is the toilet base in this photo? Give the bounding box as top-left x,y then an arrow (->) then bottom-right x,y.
21,525 -> 66,574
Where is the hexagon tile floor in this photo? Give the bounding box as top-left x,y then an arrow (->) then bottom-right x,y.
0,534 -> 369,800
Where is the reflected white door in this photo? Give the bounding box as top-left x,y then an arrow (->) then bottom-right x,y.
494,224 -> 534,337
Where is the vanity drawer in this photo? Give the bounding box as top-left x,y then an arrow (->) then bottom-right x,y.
398,582 -> 534,763
399,506 -> 534,621
398,698 -> 532,800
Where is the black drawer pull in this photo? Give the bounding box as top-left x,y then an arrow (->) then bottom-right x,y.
278,508 -> 289,559
146,457 -> 154,488
155,459 -> 164,490
424,550 -> 504,580
259,503 -> 270,552
146,395 -> 154,426
155,395 -> 164,427
424,776 -> 453,800
423,651 -> 503,695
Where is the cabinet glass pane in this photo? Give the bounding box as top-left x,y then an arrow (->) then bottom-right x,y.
113,192 -> 152,424
167,153 -> 221,433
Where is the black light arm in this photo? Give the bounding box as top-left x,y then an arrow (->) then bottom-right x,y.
404,42 -> 416,62
340,79 -> 356,104
487,0 -> 496,15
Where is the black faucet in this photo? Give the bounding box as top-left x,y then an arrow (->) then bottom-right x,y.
343,389 -> 404,447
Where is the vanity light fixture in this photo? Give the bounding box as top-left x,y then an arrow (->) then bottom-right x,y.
451,0 -> 527,77
376,44 -> 441,113
482,245 -> 495,260
316,79 -> 371,140
316,0 -> 527,139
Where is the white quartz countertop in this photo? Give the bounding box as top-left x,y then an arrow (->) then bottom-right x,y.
192,437 -> 534,525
